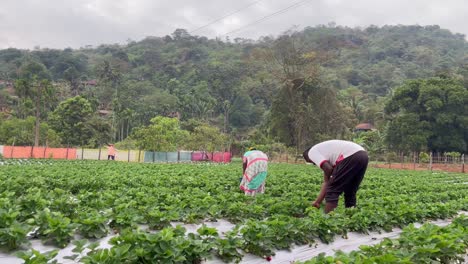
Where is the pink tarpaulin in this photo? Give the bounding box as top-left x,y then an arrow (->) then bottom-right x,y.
191,152 -> 231,163
191,151 -> 209,161
212,152 -> 231,163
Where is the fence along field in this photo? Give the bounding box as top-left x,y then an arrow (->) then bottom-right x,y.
0,145 -> 231,163
0,160 -> 467,263
1,144 -> 465,174
269,151 -> 467,174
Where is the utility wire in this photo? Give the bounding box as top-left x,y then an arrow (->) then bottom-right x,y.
222,0 -> 311,36
189,0 -> 264,34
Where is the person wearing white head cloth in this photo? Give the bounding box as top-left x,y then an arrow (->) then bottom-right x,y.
303,140 -> 368,213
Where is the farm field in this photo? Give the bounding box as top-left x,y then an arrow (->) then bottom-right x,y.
0,160 -> 467,263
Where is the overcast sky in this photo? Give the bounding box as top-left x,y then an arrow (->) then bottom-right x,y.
0,0 -> 466,49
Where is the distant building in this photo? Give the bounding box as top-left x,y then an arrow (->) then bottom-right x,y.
0,80 -> 14,88
98,110 -> 112,117
354,123 -> 375,133
82,80 -> 97,86
167,111 -> 181,119
0,81 -> 16,98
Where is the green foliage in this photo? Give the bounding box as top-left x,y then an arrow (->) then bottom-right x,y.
31,209 -> 76,248
444,151 -> 461,158
385,151 -> 399,163
80,226 -> 214,264
76,210 -> 109,239
211,230 -> 243,263
385,113 -> 432,152
385,77 -> 468,152
0,208 -> 31,250
14,78 -> 56,121
16,249 -> 58,264
185,122 -> 229,151
49,96 -> 110,146
419,152 -> 430,163
13,61 -> 57,147
108,202 -> 142,232
0,117 -> 61,146
145,207 -> 179,230
0,157 -> 467,262
229,92 -> 258,128
94,58 -> 124,108
132,116 -> 188,151
17,60 -> 51,81
270,75 -> 350,150
262,33 -> 353,150
83,115 -> 112,147
353,130 -> 385,159
114,137 -> 137,150
0,25 -> 466,149
338,87 -> 370,122
303,215 -> 468,264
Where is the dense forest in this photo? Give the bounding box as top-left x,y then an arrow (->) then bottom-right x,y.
0,24 -> 467,155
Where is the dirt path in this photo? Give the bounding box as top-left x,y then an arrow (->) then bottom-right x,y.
371,162 -> 466,174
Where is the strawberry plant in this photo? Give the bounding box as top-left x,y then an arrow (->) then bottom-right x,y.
76,210 -> 109,239
0,208 -> 31,250
16,249 -> 59,264
30,209 -> 76,248
47,188 -> 79,218
145,207 -> 179,230
17,188 -> 48,221
85,226 -> 214,263
108,202 -> 142,232
303,215 -> 468,264
0,222 -> 31,251
0,160 -> 467,262
214,232 -> 243,263
239,219 -> 277,257
197,225 -> 243,263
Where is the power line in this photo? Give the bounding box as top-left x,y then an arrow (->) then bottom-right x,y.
189,0 -> 264,34
222,0 -> 311,36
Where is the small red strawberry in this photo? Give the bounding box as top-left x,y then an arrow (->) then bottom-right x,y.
266,256 -> 272,261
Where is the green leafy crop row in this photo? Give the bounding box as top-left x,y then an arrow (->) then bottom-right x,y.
0,160 -> 467,263
303,215 -> 468,264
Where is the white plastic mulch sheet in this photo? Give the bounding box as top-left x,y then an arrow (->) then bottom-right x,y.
0,216 -> 463,264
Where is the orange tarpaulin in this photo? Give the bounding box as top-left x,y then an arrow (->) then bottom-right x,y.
3,146 -> 77,160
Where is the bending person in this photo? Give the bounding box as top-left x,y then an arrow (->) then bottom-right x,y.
240,147 -> 268,196
303,140 -> 368,213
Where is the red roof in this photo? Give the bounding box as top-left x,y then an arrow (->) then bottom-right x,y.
355,123 -> 374,130
83,80 -> 97,86
98,110 -> 112,115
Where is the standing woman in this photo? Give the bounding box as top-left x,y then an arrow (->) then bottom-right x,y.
107,144 -> 117,160
240,147 -> 268,196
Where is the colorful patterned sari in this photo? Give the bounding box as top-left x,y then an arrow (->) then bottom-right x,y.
240,150 -> 268,196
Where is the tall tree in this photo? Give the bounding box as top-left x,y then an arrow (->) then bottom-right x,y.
132,116 -> 188,151
385,77 -> 468,152
185,122 -> 229,152
15,61 -> 56,146
0,117 -> 61,147
49,96 -> 94,146
95,57 -> 128,142
263,33 -> 349,150
95,58 -> 124,109
338,87 -> 367,121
